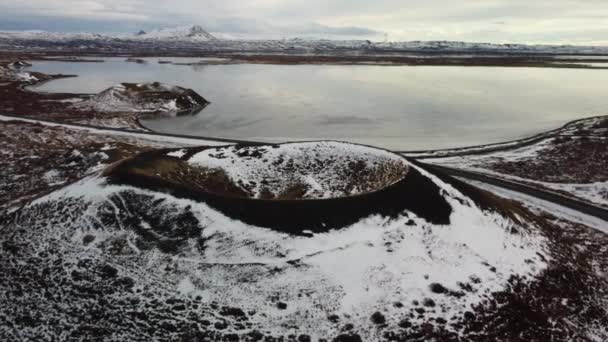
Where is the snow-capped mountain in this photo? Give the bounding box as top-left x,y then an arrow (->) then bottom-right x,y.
132,25 -> 217,41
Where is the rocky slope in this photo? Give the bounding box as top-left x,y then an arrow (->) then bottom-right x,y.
74,82 -> 209,115
425,116 -> 608,208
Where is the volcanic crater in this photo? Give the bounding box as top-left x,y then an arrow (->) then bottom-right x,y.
106,141 -> 455,233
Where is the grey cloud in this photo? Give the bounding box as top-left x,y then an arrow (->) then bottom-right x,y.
0,0 -> 607,44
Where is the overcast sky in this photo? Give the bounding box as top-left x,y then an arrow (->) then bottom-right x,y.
1,0 -> 607,44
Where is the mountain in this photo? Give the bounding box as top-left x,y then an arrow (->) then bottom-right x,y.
133,25 -> 217,41
1,28 -> 607,55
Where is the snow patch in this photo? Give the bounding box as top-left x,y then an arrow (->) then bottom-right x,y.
167,149 -> 187,158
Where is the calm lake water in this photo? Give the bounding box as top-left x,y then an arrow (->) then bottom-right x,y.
31,58 -> 608,150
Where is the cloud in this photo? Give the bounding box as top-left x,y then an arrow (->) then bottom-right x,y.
294,23 -> 380,36
0,0 -> 607,44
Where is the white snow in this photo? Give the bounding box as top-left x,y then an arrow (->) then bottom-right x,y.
167,149 -> 187,158
74,83 -> 173,113
187,142 -> 409,199
28,168 -> 549,339
463,179 -> 608,234
177,277 -> 196,296
43,169 -> 65,186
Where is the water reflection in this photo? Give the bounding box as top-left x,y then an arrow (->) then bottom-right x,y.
31,60 -> 608,150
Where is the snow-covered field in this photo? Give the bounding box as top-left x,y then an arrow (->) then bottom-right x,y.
2,151 -> 552,340
1,113 -> 608,341
421,117 -> 608,208
425,136 -> 608,208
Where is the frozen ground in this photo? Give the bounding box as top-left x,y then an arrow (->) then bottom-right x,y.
0,116 -> 230,212
1,118 -> 607,340
422,117 -> 608,208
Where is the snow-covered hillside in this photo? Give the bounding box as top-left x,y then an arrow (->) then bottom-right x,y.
131,25 -> 217,41
2,119 -> 608,341
73,82 -> 209,114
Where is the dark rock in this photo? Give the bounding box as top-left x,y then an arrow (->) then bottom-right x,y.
214,321 -> 228,330
342,323 -> 354,331
247,330 -> 264,341
82,235 -> 95,245
172,304 -> 186,311
298,335 -> 311,342
160,321 -> 177,332
398,319 -> 411,328
223,333 -> 239,341
333,334 -> 362,342
429,283 -> 448,294
423,298 -> 436,307
370,311 -> 386,324
219,306 -> 247,319
99,264 -> 118,278
113,277 -> 134,289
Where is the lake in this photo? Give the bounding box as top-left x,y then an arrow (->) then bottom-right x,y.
31,58 -> 608,150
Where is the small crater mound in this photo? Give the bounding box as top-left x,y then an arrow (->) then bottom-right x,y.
183,142 -> 410,200
106,142 -> 454,233
76,81 -> 209,115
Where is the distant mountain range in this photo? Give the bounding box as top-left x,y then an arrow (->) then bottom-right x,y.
1,25 -> 608,55
0,25 -> 218,42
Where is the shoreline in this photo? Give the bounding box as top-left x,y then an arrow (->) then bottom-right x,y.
3,51 -> 608,69
1,56 -> 605,158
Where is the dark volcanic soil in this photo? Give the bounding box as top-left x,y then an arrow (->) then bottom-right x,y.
1,135 -> 607,341
422,116 -> 608,207
0,120 -> 147,211
487,135 -> 608,184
